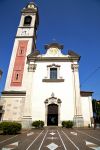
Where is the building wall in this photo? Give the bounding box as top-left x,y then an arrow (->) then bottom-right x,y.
30,61 -> 75,123
2,96 -> 25,121
81,96 -> 93,126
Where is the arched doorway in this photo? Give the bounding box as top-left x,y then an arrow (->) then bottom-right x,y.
47,104 -> 58,126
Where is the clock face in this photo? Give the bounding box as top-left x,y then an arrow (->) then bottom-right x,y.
21,28 -> 30,36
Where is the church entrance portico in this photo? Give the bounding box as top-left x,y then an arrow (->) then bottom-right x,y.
44,93 -> 62,126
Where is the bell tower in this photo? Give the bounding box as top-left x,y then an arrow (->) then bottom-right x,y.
1,2 -> 39,127
5,2 -> 39,89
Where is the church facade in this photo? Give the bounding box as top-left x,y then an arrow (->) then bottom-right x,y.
0,2 -> 93,128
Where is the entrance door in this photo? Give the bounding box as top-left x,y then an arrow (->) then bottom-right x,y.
47,104 -> 58,126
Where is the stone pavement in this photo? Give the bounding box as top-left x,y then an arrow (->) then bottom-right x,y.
0,127 -> 100,150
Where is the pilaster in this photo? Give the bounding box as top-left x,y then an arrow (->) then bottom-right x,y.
72,64 -> 84,127
22,63 -> 37,128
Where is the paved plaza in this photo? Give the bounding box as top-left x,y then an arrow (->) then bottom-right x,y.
0,127 -> 100,150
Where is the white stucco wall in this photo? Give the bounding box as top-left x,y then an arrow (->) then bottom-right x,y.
30,61 -> 75,122
81,96 -> 93,126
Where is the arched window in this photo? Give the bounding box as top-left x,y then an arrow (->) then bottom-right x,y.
24,16 -> 32,26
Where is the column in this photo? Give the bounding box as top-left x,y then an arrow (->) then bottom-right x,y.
72,64 -> 84,127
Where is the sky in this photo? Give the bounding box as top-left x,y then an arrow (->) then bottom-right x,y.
0,0 -> 100,99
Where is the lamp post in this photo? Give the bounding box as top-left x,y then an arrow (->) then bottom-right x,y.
0,69 -> 3,79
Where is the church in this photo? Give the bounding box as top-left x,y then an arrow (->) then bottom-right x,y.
0,2 -> 93,128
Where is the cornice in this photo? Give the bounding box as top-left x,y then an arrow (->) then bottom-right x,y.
1,91 -> 26,96
16,36 -> 34,38
21,9 -> 37,13
27,56 -> 79,62
80,91 -> 93,97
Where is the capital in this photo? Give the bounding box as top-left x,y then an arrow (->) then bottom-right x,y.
28,64 -> 37,72
71,64 -> 79,72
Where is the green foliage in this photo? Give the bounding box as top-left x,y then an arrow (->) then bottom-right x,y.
92,99 -> 100,116
0,122 -> 22,135
32,120 -> 44,128
62,121 -> 67,127
62,120 -> 73,128
92,99 -> 100,122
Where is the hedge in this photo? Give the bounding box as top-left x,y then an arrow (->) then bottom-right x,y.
62,120 -> 73,128
0,122 -> 22,135
32,120 -> 44,128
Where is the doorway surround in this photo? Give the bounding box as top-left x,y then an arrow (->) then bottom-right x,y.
44,93 -> 62,126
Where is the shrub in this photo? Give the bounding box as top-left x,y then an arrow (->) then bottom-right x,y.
62,121 -> 67,128
62,120 -> 73,128
0,122 -> 22,135
32,120 -> 44,128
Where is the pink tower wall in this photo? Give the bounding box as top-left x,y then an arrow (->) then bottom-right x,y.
11,40 -> 28,86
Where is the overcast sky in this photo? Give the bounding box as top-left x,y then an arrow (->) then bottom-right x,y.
0,0 -> 100,99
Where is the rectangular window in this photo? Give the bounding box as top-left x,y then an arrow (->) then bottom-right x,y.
50,68 -> 57,79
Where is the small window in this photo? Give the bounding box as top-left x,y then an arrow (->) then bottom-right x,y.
50,68 -> 57,79
20,49 -> 23,54
16,74 -> 19,80
24,16 -> 32,26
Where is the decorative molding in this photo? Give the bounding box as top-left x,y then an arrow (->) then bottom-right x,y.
44,97 -> 62,105
28,56 -> 79,62
47,64 -> 60,68
28,64 -> 37,72
80,91 -> 93,97
44,95 -> 62,126
68,50 -> 80,59
16,36 -> 34,38
1,91 -> 26,96
42,79 -> 64,82
18,26 -> 34,28
51,92 -> 55,97
71,64 -> 79,72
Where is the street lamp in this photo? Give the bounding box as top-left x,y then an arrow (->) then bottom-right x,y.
0,69 -> 3,79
